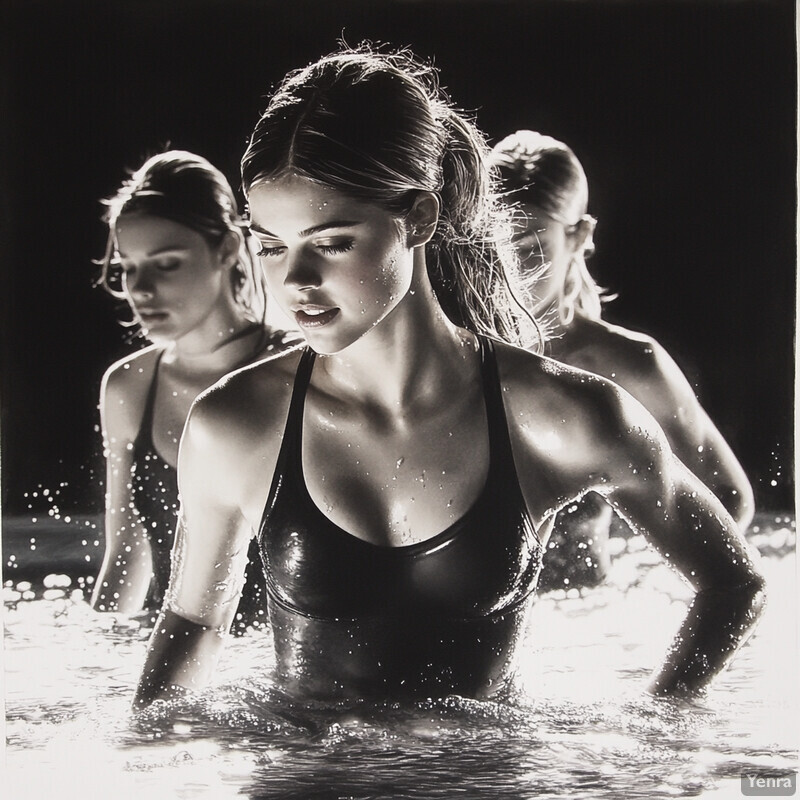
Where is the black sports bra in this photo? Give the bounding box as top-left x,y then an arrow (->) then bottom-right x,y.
257,335 -> 543,699
130,352 -> 182,613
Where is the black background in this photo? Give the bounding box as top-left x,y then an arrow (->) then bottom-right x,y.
0,0 -> 795,518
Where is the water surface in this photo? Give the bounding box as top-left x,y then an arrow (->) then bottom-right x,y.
3,515 -> 797,799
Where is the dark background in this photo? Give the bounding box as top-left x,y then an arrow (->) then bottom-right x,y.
0,0 -> 795,520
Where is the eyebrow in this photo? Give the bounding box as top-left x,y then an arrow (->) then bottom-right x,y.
248,220 -> 361,239
116,246 -> 191,258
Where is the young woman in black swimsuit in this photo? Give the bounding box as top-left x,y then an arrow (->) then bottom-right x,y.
90,151 -> 299,629
489,131 -> 754,591
134,49 -> 764,707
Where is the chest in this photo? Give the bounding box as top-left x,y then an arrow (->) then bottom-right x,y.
300,393 -> 490,548
147,370 -> 220,467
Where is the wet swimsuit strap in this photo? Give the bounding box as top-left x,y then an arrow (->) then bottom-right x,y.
134,350 -> 166,451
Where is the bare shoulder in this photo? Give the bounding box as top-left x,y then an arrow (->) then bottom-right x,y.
493,338 -> 631,429
558,317 -> 691,395
100,345 -> 162,439
181,348 -> 305,493
193,346 -> 304,430
492,338 -> 670,521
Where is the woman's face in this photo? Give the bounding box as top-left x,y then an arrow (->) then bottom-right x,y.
247,175 -> 413,355
510,202 -> 575,313
114,215 -> 230,342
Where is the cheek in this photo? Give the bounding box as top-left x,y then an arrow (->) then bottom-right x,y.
378,238 -> 412,286
175,268 -> 222,307
372,254 -> 412,310
260,261 -> 288,301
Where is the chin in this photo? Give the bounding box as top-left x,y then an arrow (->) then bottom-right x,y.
303,329 -> 367,357
140,324 -> 177,344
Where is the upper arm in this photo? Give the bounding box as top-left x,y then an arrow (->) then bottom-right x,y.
611,339 -> 754,527
497,343 -> 761,594
99,361 -> 148,543
164,362 -> 294,629
621,339 -> 719,455
165,401 -> 254,630
600,389 -> 761,593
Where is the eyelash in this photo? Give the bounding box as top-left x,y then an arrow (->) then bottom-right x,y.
319,242 -> 353,255
255,246 -> 284,258
256,241 -> 354,258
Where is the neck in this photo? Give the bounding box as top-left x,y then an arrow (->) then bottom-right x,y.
318,259 -> 476,413
545,311 -> 597,358
166,300 -> 265,373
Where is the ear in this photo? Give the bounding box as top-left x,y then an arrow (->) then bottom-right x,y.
216,229 -> 241,270
405,192 -> 440,248
567,215 -> 596,255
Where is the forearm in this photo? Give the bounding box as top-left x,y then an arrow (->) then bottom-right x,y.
134,607 -> 227,709
90,517 -> 152,613
711,481 -> 755,533
680,439 -> 755,534
647,578 -> 766,697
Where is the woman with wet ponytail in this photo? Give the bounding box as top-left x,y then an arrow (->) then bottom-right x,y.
489,131 -> 754,591
239,46 -> 533,348
135,47 -> 763,710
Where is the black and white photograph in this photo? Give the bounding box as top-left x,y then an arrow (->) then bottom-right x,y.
1,1 -> 796,798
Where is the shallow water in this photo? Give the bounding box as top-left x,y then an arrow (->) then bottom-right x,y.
3,515 -> 797,799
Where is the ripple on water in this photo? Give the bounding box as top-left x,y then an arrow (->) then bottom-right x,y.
3,519 -> 797,799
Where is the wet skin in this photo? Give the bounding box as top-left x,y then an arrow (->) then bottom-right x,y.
135,176 -> 764,707
91,215 -> 295,615
510,202 -> 753,530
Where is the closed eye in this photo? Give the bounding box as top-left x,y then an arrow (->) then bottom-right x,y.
318,240 -> 353,255
256,245 -> 286,258
257,241 -> 354,257
156,260 -> 181,271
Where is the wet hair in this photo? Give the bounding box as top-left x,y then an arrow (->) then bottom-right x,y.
489,130 -> 613,325
98,150 -> 267,325
241,44 -> 539,349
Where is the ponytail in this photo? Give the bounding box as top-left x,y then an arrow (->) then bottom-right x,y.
428,107 -> 542,350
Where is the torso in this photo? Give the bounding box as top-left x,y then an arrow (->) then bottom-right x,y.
183,328 -> 650,694
299,358 -> 491,548
255,336 -> 543,698
113,326 -> 300,620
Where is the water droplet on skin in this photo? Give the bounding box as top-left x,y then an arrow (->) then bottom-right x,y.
396,457 -> 404,468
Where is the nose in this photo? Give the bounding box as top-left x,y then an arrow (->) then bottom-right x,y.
124,266 -> 155,300
283,252 -> 322,291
